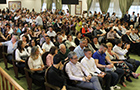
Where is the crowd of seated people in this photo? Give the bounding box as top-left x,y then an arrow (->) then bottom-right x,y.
0,7 -> 140,90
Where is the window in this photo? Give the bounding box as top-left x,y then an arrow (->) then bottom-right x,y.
52,3 -> 56,11
129,0 -> 140,15
89,0 -> 101,14
62,5 -> 69,13
107,0 -> 122,18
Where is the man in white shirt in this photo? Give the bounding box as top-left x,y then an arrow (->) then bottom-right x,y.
65,51 -> 102,90
81,48 -> 112,90
36,13 -> 43,26
42,35 -> 54,52
113,39 -> 140,72
47,27 -> 56,37
130,29 -> 140,42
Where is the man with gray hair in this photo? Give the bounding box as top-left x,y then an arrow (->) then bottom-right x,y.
58,44 -> 70,64
74,38 -> 86,59
65,51 -> 102,90
0,35 -> 18,63
55,36 -> 63,48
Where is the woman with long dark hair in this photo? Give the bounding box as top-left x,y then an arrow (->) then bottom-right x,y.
15,41 -> 29,67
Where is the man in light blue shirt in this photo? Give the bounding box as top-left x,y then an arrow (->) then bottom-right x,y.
0,35 -> 18,62
74,39 -> 86,59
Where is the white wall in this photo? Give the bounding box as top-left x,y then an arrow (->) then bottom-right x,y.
71,0 -> 87,16
0,0 -> 41,13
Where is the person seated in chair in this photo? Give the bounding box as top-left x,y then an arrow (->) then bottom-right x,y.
28,46 -> 46,87
46,46 -> 58,67
58,44 -> 70,64
47,54 -> 82,90
15,41 -> 30,68
74,38 -> 86,59
0,35 -> 18,63
65,35 -> 77,49
93,44 -> 124,90
81,48 -> 111,90
42,35 -> 55,52
27,39 -> 43,55
113,39 -> 140,72
65,51 -> 103,90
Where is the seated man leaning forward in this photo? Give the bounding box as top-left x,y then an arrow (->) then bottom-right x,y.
65,51 -> 102,90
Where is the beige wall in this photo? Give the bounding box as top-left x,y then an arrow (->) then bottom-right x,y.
0,0 -> 41,13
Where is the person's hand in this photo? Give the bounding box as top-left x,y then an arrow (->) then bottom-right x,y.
118,61 -> 124,63
40,68 -> 43,71
86,75 -> 92,80
98,74 -> 105,78
82,77 -> 86,81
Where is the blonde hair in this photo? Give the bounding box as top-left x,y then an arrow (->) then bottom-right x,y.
106,42 -> 113,48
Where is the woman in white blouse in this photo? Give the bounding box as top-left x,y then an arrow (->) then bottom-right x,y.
27,39 -> 43,55
65,35 -> 77,49
15,41 -> 30,67
28,46 -> 45,71
28,46 -> 45,84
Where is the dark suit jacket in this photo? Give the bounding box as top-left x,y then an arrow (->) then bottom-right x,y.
53,23 -> 62,32
47,66 -> 66,89
124,14 -> 130,22
134,17 -> 140,23
122,34 -> 134,44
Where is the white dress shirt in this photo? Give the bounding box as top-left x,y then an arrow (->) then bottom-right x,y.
113,45 -> 128,60
81,56 -> 101,76
47,31 -> 57,37
65,61 -> 90,81
42,41 -> 54,52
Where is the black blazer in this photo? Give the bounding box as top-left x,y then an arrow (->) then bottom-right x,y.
122,34 -> 134,44
134,17 -> 140,23
124,14 -> 130,22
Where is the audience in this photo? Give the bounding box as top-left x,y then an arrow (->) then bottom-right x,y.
47,54 -> 82,90
0,7 -> 140,90
81,48 -> 112,90
93,44 -> 124,90
113,39 -> 140,72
